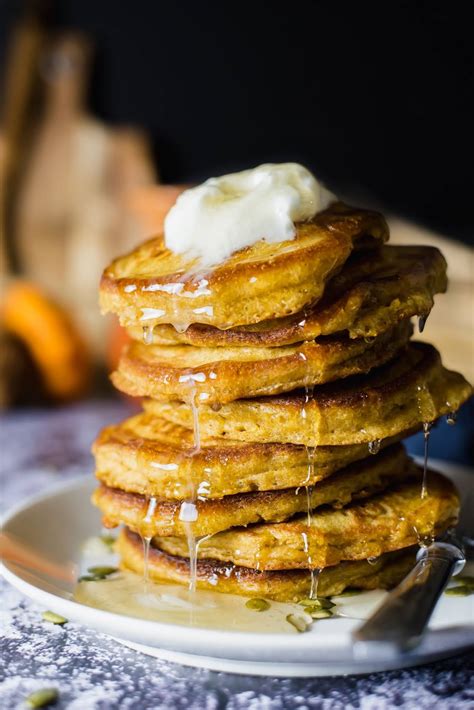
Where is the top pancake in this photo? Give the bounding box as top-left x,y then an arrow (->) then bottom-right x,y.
131,245 -> 447,346
145,343 -> 472,446
100,203 -> 388,330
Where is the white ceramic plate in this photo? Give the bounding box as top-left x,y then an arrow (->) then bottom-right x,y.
1,460 -> 473,677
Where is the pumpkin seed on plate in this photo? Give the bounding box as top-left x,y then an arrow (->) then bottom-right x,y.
100,534 -> 116,549
245,598 -> 270,611
456,575 -> 474,586
299,597 -> 335,610
445,585 -> 474,597
309,608 -> 333,620
87,566 -> 118,577
286,613 -> 308,632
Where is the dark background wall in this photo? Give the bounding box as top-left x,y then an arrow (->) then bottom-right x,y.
1,0 -> 473,243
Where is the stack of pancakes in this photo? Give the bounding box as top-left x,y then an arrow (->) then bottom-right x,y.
94,203 -> 472,602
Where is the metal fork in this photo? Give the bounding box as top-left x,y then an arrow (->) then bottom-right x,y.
352,540 -> 466,656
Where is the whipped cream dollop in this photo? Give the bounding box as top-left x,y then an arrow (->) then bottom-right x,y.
164,163 -> 336,266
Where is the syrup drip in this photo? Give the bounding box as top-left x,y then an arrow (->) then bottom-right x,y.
190,389 -> 201,454
139,496 -> 158,588
309,568 -> 321,600
418,315 -> 428,333
170,268 -> 212,334
421,421 -> 432,500
446,411 -> 457,426
368,439 -> 381,455
367,556 -> 379,566
142,325 -> 154,345
144,496 -> 157,524
142,536 -> 151,588
182,382 -> 204,592
301,381 -> 317,597
173,323 -> 190,334
184,522 -> 198,593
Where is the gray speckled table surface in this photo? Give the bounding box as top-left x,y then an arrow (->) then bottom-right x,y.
1,401 -> 473,710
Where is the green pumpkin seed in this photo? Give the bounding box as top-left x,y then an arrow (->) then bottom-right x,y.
299,597 -> 335,610
25,688 -> 58,707
100,534 -> 116,549
78,574 -> 101,582
309,608 -> 333,619
87,566 -> 118,577
286,613 -> 308,632
245,598 -> 270,611
445,585 -> 474,597
41,611 -> 67,625
456,575 -> 474,586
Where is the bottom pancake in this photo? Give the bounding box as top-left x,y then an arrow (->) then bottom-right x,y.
118,528 -> 417,603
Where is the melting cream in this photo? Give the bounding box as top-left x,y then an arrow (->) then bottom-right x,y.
164,163 -> 335,266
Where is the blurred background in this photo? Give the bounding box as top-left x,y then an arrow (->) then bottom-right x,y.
0,0 -> 472,462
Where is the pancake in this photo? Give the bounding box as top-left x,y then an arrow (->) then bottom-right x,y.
118,530 -> 417,602
144,343 -> 472,446
112,322 -> 412,405
135,245 -> 447,347
93,414 -> 405,499
100,203 -> 388,330
93,444 -> 414,537
152,471 -> 459,570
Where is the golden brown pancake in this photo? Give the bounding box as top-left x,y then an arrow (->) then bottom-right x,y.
118,530 -> 417,602
93,444 -> 414,537
93,414 -> 406,499
135,245 -> 447,346
100,204 -> 388,330
152,471 -> 459,570
144,343 -> 472,446
112,322 -> 412,405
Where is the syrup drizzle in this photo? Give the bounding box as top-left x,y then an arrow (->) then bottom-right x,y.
142,536 -> 151,589
418,314 -> 428,333
368,439 -> 381,455
142,325 -> 154,345
137,267 -> 215,593
421,421 -> 432,500
301,381 -> 318,598
446,410 -> 457,426
140,496 -> 158,590
182,381 -> 204,592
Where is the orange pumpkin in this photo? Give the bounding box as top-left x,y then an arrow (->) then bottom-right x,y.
1,281 -> 90,400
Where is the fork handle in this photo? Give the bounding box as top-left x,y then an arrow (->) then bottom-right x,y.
353,542 -> 465,654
